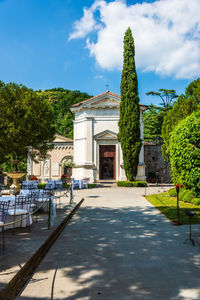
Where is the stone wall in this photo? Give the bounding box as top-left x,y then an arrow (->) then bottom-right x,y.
144,143 -> 171,183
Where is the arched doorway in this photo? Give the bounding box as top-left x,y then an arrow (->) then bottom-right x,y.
61,156 -> 73,182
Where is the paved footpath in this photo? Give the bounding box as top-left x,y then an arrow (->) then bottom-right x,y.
17,186 -> 200,300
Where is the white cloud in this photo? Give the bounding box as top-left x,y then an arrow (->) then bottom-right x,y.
69,0 -> 200,79
68,7 -> 96,40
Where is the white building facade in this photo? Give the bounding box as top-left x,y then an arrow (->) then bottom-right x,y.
70,91 -> 147,182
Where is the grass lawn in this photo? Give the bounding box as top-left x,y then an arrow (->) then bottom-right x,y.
145,191 -> 200,225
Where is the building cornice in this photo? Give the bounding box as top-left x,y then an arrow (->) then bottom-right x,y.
70,91 -> 148,113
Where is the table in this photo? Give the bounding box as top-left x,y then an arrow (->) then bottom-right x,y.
46,180 -> 63,190
20,189 -> 56,225
72,179 -> 88,189
0,195 -> 32,230
22,181 -> 38,190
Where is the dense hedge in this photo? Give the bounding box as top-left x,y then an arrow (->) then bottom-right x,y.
191,198 -> 200,205
117,181 -> 147,187
88,184 -> 97,188
182,190 -> 194,203
179,189 -> 187,200
161,78 -> 200,162
170,111 -> 200,196
168,187 -> 200,205
168,188 -> 177,197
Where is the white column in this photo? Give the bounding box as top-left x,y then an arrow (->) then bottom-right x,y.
85,117 -> 93,164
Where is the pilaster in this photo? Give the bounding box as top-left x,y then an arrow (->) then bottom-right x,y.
85,117 -> 93,164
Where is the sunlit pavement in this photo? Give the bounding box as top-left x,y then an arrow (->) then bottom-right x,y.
13,185 -> 200,299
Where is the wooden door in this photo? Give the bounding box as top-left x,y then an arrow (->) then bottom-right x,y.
99,145 -> 116,179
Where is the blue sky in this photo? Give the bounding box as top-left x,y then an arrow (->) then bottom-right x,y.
0,0 -> 199,106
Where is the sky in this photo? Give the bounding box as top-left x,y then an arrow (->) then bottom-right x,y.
0,0 -> 199,106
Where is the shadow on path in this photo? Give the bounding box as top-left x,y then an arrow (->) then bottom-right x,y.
17,203 -> 200,300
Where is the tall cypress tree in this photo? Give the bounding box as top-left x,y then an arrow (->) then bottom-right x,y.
118,27 -> 141,181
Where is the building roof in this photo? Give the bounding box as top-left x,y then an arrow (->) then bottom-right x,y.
70,91 -> 148,109
54,133 -> 73,143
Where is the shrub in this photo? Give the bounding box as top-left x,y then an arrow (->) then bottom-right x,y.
179,189 -> 187,200
88,184 -> 97,188
132,181 -> 147,187
182,191 -> 194,203
168,188 -> 177,197
117,181 -> 133,187
117,181 -> 147,187
191,198 -> 200,205
170,111 -> 200,196
62,183 -> 70,189
38,183 -> 46,189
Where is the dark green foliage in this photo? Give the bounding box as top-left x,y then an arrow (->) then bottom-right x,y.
37,88 -> 92,138
133,181 -> 147,187
191,198 -> 200,205
118,28 -> 141,180
88,184 -> 97,188
179,189 -> 187,200
182,191 -> 195,203
117,181 -> 133,187
37,183 -> 46,189
62,183 -> 70,189
143,104 -> 165,143
1,159 -> 27,172
168,188 -> 177,197
0,81 -> 55,166
117,181 -> 147,187
161,78 -> 200,161
170,111 -> 200,196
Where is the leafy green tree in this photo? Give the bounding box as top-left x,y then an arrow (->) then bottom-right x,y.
146,89 -> 178,108
143,104 -> 164,143
161,78 -> 200,161
0,81 -> 55,169
37,88 -> 92,138
170,111 -> 200,196
118,27 -> 141,181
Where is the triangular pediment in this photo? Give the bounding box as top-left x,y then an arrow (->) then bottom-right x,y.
70,91 -> 120,112
70,91 -> 148,113
89,97 -> 119,108
54,134 -> 73,142
94,130 -> 118,140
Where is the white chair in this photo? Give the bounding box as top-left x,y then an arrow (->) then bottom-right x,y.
72,180 -> 80,189
35,190 -> 51,212
0,200 -> 10,251
45,183 -> 54,190
7,195 -> 31,234
82,179 -> 88,189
